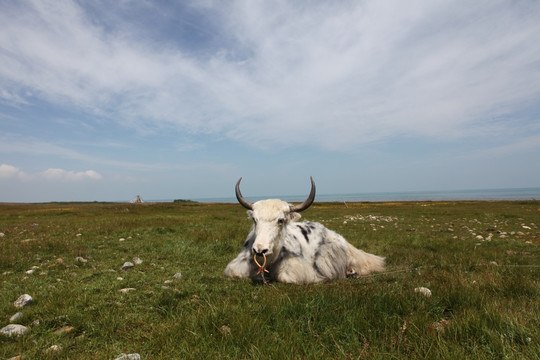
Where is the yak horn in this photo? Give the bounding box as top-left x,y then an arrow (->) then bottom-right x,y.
235,177 -> 316,212
235,177 -> 253,210
290,176 -> 316,213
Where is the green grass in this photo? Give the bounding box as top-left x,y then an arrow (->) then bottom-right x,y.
0,201 -> 538,359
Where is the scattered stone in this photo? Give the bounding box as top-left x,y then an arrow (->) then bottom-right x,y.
522,225 -> 531,229
75,256 -> 88,263
414,287 -> 432,297
117,277 -> 124,281
430,319 -> 451,333
10,312 -> 23,323
132,257 -> 143,265
121,262 -> 134,271
25,269 -> 35,274
115,353 -> 141,360
76,233 -> 82,237
54,326 -> 75,335
119,238 -> 126,242
173,272 -> 183,279
1,324 -> 30,337
220,325 -> 232,336
119,288 -> 136,293
31,319 -> 40,327
164,280 -> 173,284
489,261 -> 498,266
47,345 -> 63,353
475,235 -> 484,240
56,258 -> 64,263
0,232 -> 5,237
14,294 -> 33,308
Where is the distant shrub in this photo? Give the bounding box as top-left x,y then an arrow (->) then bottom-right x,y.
173,199 -> 198,204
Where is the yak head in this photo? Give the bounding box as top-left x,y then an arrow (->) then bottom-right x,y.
235,177 -> 315,262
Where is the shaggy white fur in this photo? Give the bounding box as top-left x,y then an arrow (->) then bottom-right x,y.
225,199 -> 385,284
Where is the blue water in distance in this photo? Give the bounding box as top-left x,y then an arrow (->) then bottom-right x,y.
184,187 -> 540,203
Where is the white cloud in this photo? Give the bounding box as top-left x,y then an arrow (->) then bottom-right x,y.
0,135 -> 164,171
0,0 -> 539,150
0,164 -> 102,182
0,164 -> 22,179
40,168 -> 103,181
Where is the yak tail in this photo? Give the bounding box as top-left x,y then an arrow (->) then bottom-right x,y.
346,243 -> 385,276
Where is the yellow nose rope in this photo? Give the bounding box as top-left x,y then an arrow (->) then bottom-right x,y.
253,253 -> 270,283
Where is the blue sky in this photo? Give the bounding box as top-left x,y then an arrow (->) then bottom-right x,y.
1,0 -> 539,202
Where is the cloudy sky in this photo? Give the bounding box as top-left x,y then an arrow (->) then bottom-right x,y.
1,0 -> 539,202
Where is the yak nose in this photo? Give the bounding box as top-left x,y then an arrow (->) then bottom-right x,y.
253,247 -> 268,256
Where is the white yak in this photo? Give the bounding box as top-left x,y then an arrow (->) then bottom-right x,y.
225,177 -> 385,284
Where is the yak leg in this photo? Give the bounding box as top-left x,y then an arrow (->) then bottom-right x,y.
273,257 -> 322,284
224,251 -> 253,279
346,243 -> 385,277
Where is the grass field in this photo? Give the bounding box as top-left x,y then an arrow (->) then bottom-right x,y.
0,201 -> 538,359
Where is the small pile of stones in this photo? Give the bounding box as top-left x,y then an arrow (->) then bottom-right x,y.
1,294 -> 33,337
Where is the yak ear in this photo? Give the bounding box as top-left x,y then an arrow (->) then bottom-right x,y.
288,212 -> 301,222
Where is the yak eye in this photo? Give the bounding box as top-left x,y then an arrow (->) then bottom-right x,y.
277,218 -> 285,225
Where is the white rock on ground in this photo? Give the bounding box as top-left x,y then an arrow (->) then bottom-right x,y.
14,294 -> 33,308
119,288 -> 136,293
133,257 -> 143,265
414,287 -> 432,297
47,345 -> 63,352
121,262 -> 134,271
115,353 -> 141,360
0,324 -> 30,337
173,272 -> 182,279
10,312 -> 23,323
75,256 -> 88,263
